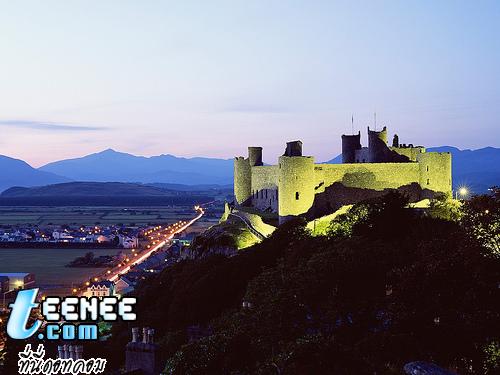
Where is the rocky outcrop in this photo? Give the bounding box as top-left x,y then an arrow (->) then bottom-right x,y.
181,217 -> 259,259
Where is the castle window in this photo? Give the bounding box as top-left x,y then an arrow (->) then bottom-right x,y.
295,192 -> 300,200
426,166 -> 429,172
427,178 -> 430,185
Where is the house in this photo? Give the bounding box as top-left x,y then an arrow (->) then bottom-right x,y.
97,235 -> 111,244
115,276 -> 135,295
52,231 -> 74,242
119,235 -> 139,249
0,273 -> 36,303
0,273 -> 35,291
84,280 -> 115,297
136,252 -> 168,272
0,276 -> 9,294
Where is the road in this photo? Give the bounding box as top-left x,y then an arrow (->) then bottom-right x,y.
108,207 -> 204,282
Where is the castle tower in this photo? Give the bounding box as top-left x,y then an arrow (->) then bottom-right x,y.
234,147 -> 263,206
341,131 -> 361,163
368,126 -> 388,162
392,134 -> 399,147
248,146 -> 263,167
234,158 -> 251,206
278,151 -> 315,224
284,141 -> 303,157
417,152 -> 452,196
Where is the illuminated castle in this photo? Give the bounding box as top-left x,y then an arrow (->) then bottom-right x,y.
234,127 -> 452,223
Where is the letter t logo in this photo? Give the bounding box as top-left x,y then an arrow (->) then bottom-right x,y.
7,288 -> 42,339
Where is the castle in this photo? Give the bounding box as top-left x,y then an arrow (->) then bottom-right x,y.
234,126 -> 452,224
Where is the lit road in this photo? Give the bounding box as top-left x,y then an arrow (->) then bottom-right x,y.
108,207 -> 204,282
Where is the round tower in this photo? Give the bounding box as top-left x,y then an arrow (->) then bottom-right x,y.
234,157 -> 251,205
341,131 -> 361,163
368,126 -> 388,162
248,147 -> 263,167
417,152 -> 452,197
278,155 -> 315,224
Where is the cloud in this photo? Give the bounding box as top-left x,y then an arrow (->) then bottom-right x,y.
0,120 -> 108,131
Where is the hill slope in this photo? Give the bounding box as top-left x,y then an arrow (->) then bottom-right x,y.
39,149 -> 233,185
0,155 -> 69,192
100,195 -> 500,374
0,182 -> 175,197
0,182 -> 216,206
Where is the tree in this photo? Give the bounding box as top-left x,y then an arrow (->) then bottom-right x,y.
461,187 -> 500,256
429,195 -> 462,221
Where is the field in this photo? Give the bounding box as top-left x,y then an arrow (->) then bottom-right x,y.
0,247 -> 135,286
0,206 -> 201,226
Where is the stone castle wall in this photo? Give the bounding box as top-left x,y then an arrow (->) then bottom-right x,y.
315,163 -> 421,192
390,146 -> 426,161
250,165 -> 279,211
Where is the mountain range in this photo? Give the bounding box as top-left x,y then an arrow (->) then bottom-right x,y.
0,147 -> 498,194
39,149 -> 233,185
0,155 -> 69,192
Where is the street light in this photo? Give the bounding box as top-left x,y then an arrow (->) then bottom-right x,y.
455,186 -> 469,200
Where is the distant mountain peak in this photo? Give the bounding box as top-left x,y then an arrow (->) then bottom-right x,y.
100,148 -> 118,153
38,149 -> 233,185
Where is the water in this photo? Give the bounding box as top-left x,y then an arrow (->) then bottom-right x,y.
0,247 -> 132,286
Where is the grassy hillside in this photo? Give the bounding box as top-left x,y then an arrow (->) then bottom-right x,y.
1,182 -> 176,197
0,182 -> 219,206
88,192 -> 500,375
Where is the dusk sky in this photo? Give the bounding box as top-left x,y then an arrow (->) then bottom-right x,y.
0,1 -> 499,167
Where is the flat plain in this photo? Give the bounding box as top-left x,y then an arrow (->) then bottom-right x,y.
0,206 -> 199,226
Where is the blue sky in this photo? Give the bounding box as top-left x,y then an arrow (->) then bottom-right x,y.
0,0 -> 499,166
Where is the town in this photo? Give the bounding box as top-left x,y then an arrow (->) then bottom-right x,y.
0,224 -> 140,248
0,204 -> 209,353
